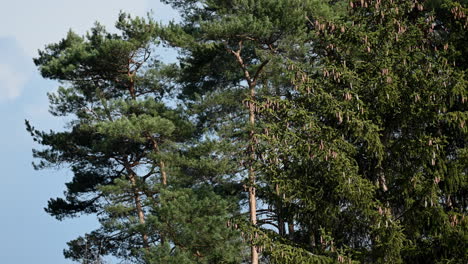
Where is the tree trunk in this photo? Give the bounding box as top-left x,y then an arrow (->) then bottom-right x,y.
128,171 -> 150,249
248,83 -> 258,264
227,41 -> 268,264
288,221 -> 295,240
276,184 -> 285,236
160,160 -> 167,186
148,136 -> 167,245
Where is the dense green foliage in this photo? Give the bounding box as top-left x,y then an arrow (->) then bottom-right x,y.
28,1 -> 466,263
28,13 -> 243,263
256,0 -> 467,262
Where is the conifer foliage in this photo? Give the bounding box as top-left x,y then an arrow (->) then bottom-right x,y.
28,13 -> 242,263
256,0 -> 467,263
28,1 -> 466,263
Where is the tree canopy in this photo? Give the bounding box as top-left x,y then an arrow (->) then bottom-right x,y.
28,1 -> 466,263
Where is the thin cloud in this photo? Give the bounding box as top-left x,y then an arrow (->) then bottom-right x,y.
0,63 -> 27,101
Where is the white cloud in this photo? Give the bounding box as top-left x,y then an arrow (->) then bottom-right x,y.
0,0 -> 150,57
0,63 -> 27,101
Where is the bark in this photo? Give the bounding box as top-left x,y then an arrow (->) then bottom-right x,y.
148,136 -> 168,245
125,63 -> 150,249
227,41 -> 260,264
160,160 -> 167,186
127,170 -> 150,250
148,137 -> 168,186
227,39 -> 272,264
248,82 -> 259,264
276,184 -> 285,236
288,221 -> 295,240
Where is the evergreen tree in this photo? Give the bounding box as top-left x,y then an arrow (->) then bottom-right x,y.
28,13 -> 242,263
27,1 -> 466,263
160,1 -> 346,262
256,0 -> 467,263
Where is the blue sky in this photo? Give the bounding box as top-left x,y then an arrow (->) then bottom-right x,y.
0,1 -> 178,263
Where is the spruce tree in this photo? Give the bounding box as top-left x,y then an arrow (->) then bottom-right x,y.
256,0 -> 467,263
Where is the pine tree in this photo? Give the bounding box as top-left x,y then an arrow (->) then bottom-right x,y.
28,13 -> 242,263
160,1 -> 346,262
